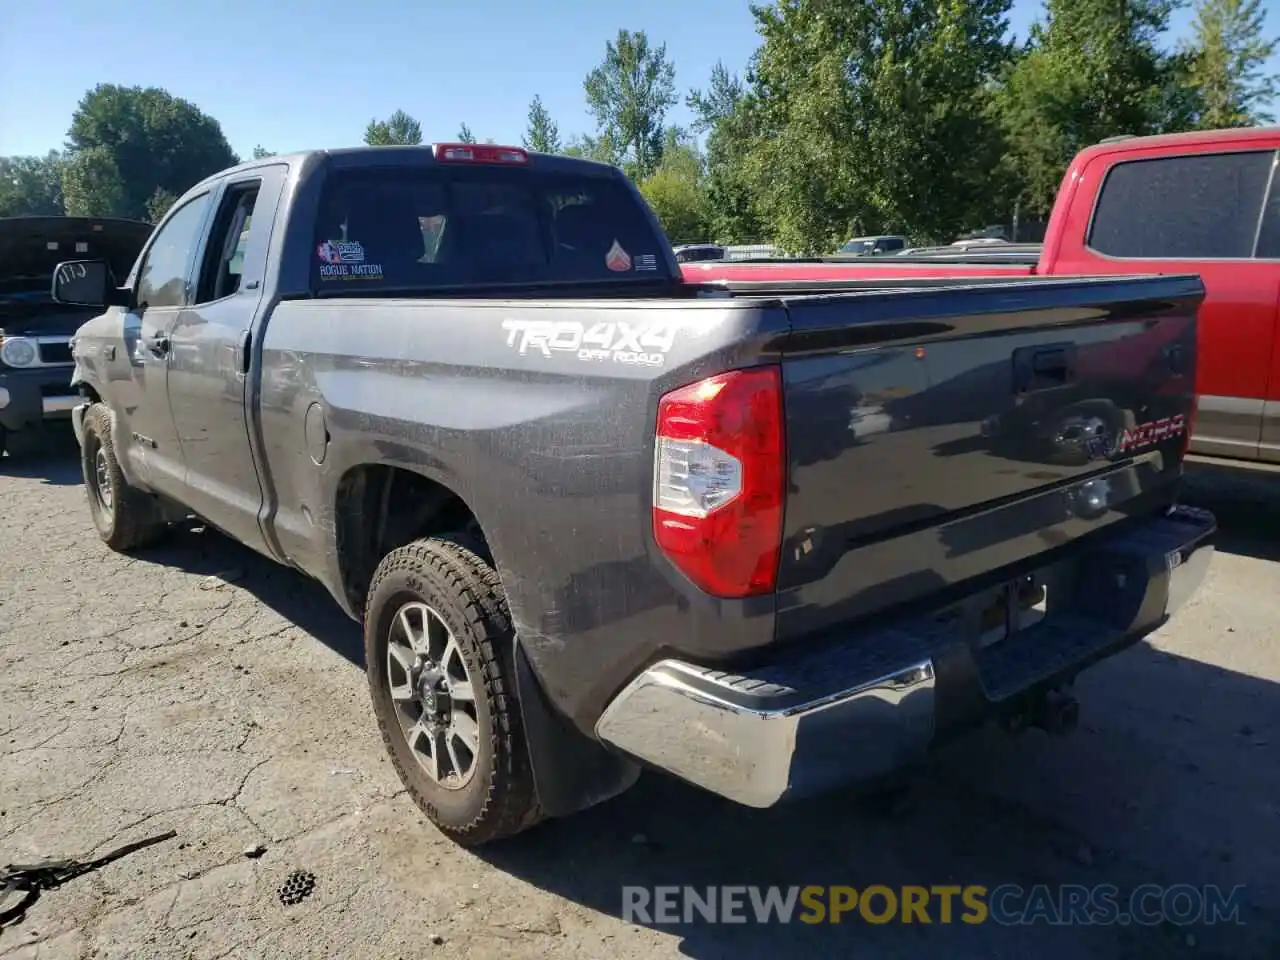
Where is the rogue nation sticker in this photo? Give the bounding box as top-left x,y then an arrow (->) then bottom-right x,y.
317,238 -> 384,280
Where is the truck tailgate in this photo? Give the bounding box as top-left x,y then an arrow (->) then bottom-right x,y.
774,274 -> 1202,642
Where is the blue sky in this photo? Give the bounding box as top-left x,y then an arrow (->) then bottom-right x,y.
2,0 -> 1276,160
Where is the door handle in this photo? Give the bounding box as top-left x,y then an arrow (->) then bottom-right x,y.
235,329 -> 252,376
144,334 -> 170,357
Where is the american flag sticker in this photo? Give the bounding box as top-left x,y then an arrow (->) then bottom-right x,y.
635,254 -> 658,271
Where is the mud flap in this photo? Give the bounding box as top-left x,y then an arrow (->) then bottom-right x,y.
513,636 -> 640,818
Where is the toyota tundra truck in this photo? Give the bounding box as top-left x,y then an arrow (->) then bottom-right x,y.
52,143 -> 1215,846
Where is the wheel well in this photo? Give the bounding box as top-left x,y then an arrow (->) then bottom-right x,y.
334,465 -> 490,613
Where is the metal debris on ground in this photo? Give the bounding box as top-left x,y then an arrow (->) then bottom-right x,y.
277,870 -> 316,906
0,830 -> 178,929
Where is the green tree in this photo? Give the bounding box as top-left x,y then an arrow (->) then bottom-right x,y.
731,0 -> 1016,253
146,188 -> 179,222
993,0 -> 1182,216
364,109 -> 423,145
563,133 -> 620,165
523,95 -> 562,153
61,145 -> 125,218
252,145 -> 276,159
63,84 -> 238,220
0,152 -> 65,216
457,123 -> 477,144
583,29 -> 678,179
688,61 -> 744,134
687,61 -> 762,243
639,139 -> 710,241
1183,0 -> 1278,128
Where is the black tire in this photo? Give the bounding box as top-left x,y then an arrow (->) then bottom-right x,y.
365,535 -> 543,846
81,403 -> 167,551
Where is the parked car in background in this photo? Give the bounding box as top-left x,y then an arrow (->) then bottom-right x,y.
672,242 -> 726,263
0,216 -> 151,458
686,127 -> 1280,465
838,235 -> 909,255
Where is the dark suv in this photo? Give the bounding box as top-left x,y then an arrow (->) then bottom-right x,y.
0,217 -> 151,457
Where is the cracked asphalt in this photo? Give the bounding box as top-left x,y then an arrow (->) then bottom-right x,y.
1,434 -> 1278,960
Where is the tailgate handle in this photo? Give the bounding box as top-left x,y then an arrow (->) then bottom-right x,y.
1033,348 -> 1069,374
1013,343 -> 1076,393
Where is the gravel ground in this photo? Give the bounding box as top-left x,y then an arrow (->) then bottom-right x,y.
1,432 -> 1277,960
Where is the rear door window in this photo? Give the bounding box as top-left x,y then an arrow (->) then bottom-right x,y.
195,181 -> 261,303
1253,157 -> 1280,258
1087,150 -> 1275,259
312,164 -> 670,292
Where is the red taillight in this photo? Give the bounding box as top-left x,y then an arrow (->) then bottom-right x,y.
652,367 -> 785,598
431,143 -> 529,164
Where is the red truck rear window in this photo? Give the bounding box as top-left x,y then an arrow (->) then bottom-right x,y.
1087,150 -> 1275,259
311,166 -> 671,291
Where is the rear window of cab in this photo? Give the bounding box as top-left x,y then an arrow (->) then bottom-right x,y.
311,165 -> 671,292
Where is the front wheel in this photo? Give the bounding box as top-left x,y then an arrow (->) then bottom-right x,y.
80,403 -> 167,551
364,536 -> 543,846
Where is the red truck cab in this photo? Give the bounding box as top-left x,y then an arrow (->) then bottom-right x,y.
687,127 -> 1280,464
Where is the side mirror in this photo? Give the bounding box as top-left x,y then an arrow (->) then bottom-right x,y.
51,260 -> 126,307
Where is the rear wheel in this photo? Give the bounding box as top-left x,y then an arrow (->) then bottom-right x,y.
81,403 -> 167,551
365,535 -> 542,846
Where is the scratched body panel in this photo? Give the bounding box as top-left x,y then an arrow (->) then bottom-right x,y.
256,296 -> 787,726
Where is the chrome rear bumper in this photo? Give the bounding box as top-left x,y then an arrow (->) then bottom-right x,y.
596,505 -> 1215,808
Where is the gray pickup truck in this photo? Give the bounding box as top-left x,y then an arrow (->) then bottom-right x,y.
51,143 -> 1216,846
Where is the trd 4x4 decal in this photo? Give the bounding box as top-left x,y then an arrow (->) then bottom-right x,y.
500,318 -> 718,368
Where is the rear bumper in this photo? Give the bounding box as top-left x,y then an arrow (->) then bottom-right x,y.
0,367 -> 80,431
595,504 -> 1215,808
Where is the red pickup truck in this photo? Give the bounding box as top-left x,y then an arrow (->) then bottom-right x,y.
686,127 -> 1280,464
